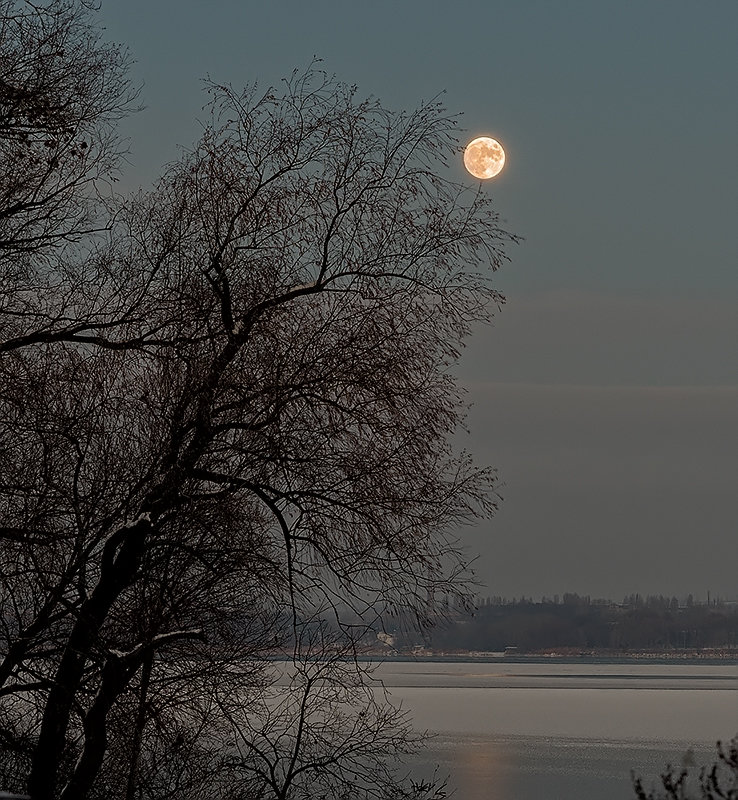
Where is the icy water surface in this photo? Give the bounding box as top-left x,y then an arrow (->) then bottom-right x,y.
375,659 -> 737,800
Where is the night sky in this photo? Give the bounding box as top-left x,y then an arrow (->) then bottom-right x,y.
99,1 -> 738,600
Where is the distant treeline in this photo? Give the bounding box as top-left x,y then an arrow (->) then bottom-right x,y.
424,593 -> 738,652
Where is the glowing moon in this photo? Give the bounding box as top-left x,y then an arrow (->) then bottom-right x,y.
463,136 -> 506,179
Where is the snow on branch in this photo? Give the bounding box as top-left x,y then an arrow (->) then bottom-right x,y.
108,629 -> 205,662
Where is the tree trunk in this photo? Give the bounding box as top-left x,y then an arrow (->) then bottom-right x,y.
125,648 -> 153,800
28,519 -> 151,800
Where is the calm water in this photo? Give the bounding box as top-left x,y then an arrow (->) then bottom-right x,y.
374,659 -> 738,800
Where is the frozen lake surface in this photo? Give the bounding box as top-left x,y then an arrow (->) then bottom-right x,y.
374,659 -> 737,800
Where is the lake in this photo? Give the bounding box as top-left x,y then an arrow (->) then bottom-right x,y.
373,659 -> 738,800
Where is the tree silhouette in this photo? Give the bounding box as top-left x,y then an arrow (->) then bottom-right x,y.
0,7 -> 516,796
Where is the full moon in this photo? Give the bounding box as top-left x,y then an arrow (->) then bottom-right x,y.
463,136 -> 506,179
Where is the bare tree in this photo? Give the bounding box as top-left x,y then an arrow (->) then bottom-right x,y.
0,0 -> 134,249
0,19 -> 517,796
0,0 -> 148,355
214,628 -> 449,800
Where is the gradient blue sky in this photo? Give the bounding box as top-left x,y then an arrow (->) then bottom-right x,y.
99,1 -> 737,600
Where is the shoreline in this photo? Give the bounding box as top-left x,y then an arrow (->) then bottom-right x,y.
361,649 -> 738,665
